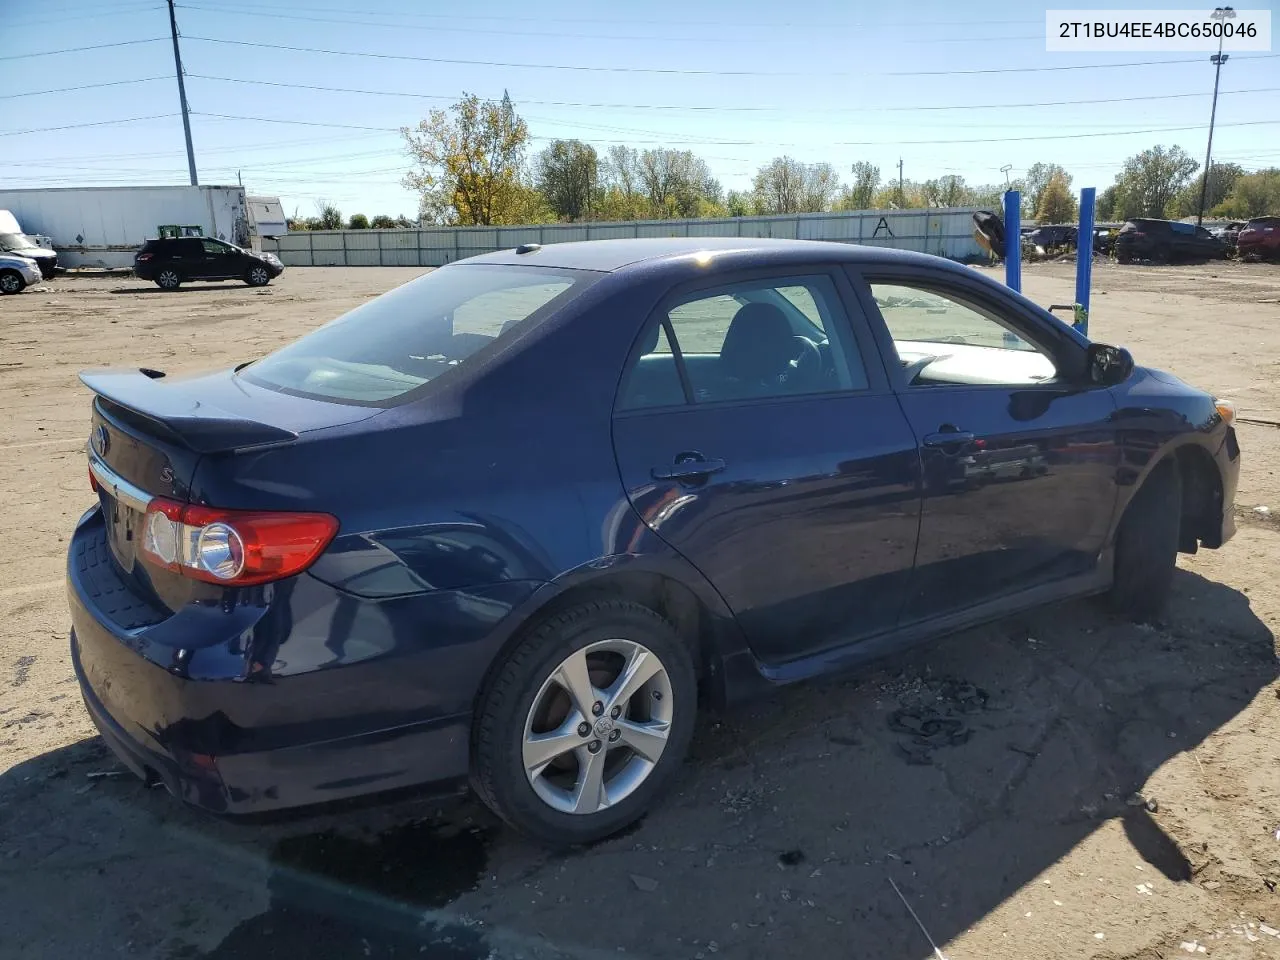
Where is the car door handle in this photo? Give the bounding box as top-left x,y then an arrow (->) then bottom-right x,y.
923,430 -> 976,448
651,458 -> 727,481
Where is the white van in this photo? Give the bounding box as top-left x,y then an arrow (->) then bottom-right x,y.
0,210 -> 59,279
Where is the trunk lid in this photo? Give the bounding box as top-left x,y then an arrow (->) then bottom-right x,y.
82,367 -> 382,607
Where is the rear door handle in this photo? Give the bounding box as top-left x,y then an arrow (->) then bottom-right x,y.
923,430 -> 976,448
651,458 -> 727,481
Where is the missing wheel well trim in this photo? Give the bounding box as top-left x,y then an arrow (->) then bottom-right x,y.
1174,446 -> 1223,552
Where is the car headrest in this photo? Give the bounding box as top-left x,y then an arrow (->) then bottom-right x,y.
720,302 -> 794,382
639,322 -> 661,355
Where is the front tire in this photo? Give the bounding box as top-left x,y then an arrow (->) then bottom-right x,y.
245,264 -> 271,286
472,599 -> 697,846
0,270 -> 25,295
155,269 -> 182,291
1109,460 -> 1182,622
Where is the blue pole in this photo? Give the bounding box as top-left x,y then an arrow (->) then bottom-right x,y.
1074,187 -> 1096,337
1003,189 -> 1021,293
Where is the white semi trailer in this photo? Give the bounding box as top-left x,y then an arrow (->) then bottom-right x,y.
0,186 -> 272,269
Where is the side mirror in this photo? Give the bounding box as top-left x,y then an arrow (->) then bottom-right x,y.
1086,343 -> 1134,386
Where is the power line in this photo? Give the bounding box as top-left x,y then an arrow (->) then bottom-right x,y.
172,1 -> 1041,30
0,115 -> 181,137
172,4 -> 1040,45
183,35 -> 1280,78
0,77 -> 169,101
0,37 -> 167,61
185,74 -> 1280,116
190,111 -> 1280,149
6,1 -> 162,28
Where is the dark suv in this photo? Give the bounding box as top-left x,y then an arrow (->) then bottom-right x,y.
134,237 -> 284,290
1115,219 -> 1228,264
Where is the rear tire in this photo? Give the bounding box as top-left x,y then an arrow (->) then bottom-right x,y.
472,599 -> 697,846
0,269 -> 25,295
1109,460 -> 1182,622
155,269 -> 182,291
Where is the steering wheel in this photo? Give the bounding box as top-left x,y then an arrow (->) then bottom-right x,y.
788,336 -> 823,384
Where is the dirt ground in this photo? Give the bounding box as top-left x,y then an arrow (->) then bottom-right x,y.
2,259 -> 1280,960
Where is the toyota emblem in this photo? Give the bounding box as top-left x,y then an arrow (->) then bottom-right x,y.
91,425 -> 110,458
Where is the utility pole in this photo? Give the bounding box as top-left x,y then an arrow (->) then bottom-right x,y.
1197,6 -> 1235,227
897,157 -> 904,206
166,0 -> 198,186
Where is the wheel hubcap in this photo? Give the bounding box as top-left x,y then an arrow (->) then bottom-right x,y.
522,639 -> 673,815
160,272 -> 177,286
252,268 -> 267,282
1,276 -> 17,292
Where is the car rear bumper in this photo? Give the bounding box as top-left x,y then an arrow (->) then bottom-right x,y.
67,506 -> 537,815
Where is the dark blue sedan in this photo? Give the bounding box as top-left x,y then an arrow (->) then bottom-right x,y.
68,238 -> 1239,844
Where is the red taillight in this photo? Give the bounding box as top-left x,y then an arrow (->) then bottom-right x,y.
136,253 -> 153,262
138,497 -> 338,586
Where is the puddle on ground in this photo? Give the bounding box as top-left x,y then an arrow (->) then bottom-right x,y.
198,817 -> 497,960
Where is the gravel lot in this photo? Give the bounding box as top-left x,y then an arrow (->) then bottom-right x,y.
2,260 -> 1280,960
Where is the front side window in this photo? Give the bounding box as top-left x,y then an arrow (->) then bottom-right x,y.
201,240 -> 231,255
617,275 -> 866,410
244,264 -> 594,404
869,282 -> 1057,387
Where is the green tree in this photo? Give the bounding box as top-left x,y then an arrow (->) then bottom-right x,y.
1097,185 -> 1119,221
752,156 -> 840,214
369,215 -> 398,229
872,180 -> 925,209
347,213 -> 370,230
1022,163 -> 1071,214
967,184 -> 1007,209
1173,163 -> 1244,218
923,175 -> 971,207
637,148 -> 721,218
401,91 -> 532,225
315,201 -> 343,230
535,140 -> 598,221
1035,170 -> 1078,223
1109,145 -> 1199,219
838,161 -> 879,210
1209,168 -> 1280,218
726,189 -> 753,217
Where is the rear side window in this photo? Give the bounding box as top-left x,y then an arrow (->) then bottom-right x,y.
243,264 -> 594,405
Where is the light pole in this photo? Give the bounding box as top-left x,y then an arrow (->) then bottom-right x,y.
1196,6 -> 1235,227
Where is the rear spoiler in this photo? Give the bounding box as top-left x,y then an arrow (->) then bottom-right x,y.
79,369 -> 297,454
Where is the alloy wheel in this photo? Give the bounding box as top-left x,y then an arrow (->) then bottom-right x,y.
522,639 -> 673,815
158,270 -> 180,289
0,273 -> 20,294
250,267 -> 269,285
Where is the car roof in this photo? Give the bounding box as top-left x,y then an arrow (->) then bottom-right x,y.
461,236 -> 968,274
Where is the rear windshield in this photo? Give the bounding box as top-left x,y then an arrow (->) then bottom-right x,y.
242,264 -> 595,405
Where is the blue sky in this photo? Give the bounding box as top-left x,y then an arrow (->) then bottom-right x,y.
5,0 -> 1278,219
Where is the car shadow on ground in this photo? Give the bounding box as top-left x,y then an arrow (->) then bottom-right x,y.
107,285 -> 264,295
2,569 -> 1275,960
